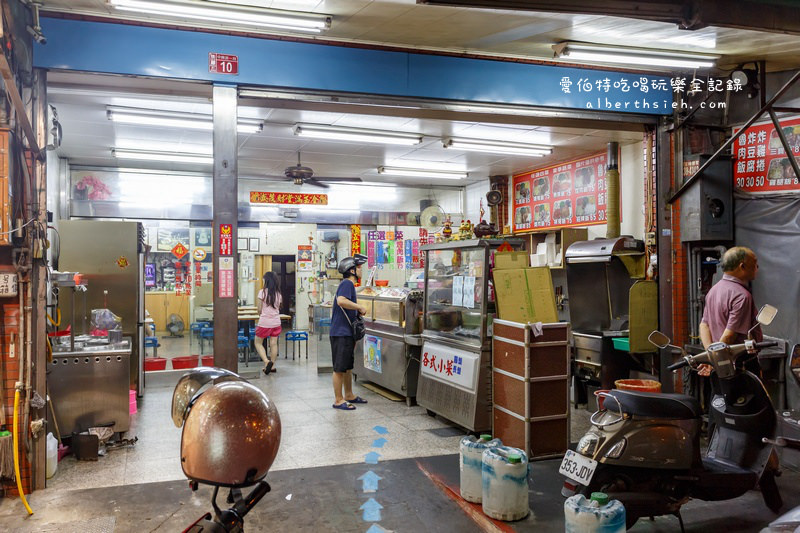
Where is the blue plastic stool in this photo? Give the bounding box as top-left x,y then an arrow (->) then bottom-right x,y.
284,330 -> 309,360
317,318 -> 332,340
144,336 -> 160,357
199,327 -> 214,354
237,335 -> 250,364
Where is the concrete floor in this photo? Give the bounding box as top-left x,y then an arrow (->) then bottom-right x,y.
2,336 -> 797,531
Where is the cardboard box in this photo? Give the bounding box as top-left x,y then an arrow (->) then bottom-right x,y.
493,267 -> 557,323
494,251 -> 529,270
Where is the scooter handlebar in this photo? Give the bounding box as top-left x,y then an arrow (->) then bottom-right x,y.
754,341 -> 779,350
667,358 -> 690,371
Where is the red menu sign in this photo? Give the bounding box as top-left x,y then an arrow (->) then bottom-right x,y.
512,152 -> 611,233
219,224 -> 233,256
733,116 -> 800,193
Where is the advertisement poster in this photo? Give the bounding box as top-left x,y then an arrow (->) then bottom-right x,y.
363,335 -> 382,373
733,116 -> 800,193
512,152 -> 611,233
297,244 -> 313,271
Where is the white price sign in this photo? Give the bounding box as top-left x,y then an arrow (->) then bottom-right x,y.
0,273 -> 18,297
420,341 -> 480,393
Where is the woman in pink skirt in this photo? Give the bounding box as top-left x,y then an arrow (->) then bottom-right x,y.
255,271 -> 282,375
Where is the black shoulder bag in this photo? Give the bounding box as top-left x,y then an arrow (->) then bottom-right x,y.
339,304 -> 366,341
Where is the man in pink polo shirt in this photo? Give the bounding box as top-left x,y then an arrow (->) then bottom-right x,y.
698,246 -> 762,376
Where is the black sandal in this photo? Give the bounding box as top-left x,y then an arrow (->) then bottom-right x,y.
263,361 -> 274,375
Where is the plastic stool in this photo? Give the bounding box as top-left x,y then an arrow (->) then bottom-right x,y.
237,335 -> 250,364
144,336 -> 160,358
284,330 -> 309,360
318,318 -> 331,341
199,327 -> 214,353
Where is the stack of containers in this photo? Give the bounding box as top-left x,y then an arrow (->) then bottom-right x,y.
129,389 -> 137,415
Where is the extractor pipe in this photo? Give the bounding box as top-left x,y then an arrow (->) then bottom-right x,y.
606,142 -> 620,239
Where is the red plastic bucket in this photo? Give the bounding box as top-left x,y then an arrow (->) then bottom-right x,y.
172,355 -> 199,370
201,355 -> 215,366
143,357 -> 167,371
594,389 -> 611,409
614,379 -> 662,393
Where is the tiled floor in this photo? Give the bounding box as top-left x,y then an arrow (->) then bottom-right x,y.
49,336 -> 489,492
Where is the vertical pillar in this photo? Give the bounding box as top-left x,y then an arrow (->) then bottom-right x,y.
30,69 -> 47,489
212,85 -> 238,371
656,117 -> 674,393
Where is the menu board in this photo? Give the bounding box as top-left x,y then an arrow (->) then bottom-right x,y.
733,116 -> 800,193
512,152 -> 610,233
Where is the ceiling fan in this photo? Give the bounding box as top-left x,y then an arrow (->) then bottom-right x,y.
283,153 -> 362,188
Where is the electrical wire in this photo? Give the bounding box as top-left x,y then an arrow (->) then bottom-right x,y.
0,217 -> 36,236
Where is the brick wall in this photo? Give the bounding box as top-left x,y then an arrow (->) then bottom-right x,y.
1,301 -> 31,496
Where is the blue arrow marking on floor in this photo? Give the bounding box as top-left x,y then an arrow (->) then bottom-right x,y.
372,437 -> 388,448
372,425 -> 389,435
360,498 -> 383,522
366,524 -> 388,533
358,470 -> 382,493
364,451 -> 381,464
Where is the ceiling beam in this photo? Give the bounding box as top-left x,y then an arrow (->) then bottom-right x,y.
418,0 -> 800,35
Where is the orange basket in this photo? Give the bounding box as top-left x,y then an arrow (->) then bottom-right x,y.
375,280 -> 389,287
614,379 -> 661,393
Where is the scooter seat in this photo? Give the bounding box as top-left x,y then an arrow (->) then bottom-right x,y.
605,389 -> 701,419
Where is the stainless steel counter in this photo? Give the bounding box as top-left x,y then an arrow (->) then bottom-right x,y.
48,337 -> 132,435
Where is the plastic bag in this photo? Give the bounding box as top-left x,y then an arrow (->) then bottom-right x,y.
91,308 -> 122,331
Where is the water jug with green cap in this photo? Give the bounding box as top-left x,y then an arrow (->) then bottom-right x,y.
481,445 -> 529,521
459,434 -> 501,502
564,491 -> 626,532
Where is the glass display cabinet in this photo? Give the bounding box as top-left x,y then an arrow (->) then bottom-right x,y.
417,238 -> 524,431
353,286 -> 424,405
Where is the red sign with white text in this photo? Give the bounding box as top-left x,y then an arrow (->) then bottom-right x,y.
733,117 -> 800,193
219,224 -> 233,256
512,152 -> 612,233
209,53 -> 239,75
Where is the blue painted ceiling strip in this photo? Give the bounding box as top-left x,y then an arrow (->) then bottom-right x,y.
35,18 -> 672,115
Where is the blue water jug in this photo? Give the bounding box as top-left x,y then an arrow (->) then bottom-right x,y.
459,434 -> 501,503
564,492 -> 626,533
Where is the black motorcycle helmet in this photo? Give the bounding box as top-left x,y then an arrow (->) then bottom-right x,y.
337,254 -> 367,278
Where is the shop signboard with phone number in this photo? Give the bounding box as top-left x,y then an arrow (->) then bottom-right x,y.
420,341 -> 480,394
733,116 -> 800,193
512,152 -> 613,233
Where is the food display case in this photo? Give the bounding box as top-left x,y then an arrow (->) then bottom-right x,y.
354,286 -> 424,405
417,238 -> 524,431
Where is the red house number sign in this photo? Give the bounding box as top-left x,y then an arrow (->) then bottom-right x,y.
209,53 -> 238,75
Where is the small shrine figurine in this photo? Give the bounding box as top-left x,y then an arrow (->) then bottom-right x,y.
458,219 -> 472,240
473,201 -> 499,238
442,216 -> 453,239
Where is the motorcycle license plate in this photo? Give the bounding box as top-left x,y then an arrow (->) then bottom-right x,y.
559,450 -> 597,486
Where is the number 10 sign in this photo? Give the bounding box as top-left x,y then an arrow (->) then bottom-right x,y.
209,53 -> 239,75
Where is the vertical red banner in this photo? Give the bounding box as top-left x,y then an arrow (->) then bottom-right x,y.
219,224 -> 232,256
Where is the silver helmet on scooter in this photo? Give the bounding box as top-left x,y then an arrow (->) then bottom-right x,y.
172,369 -> 281,487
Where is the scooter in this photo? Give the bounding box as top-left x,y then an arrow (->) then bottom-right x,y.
560,305 -> 783,530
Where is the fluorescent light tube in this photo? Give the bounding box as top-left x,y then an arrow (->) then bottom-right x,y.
378,166 -> 467,180
112,148 -> 213,165
443,138 -> 551,157
107,106 -> 263,134
553,42 -> 717,69
294,124 -> 422,145
108,0 -> 331,33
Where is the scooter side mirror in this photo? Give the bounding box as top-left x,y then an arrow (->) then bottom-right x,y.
648,330 -> 671,349
756,304 -> 778,326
